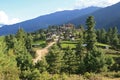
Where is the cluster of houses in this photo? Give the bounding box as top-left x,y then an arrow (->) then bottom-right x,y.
46,24 -> 75,43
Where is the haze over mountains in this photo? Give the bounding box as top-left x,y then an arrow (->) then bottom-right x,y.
0,2 -> 120,35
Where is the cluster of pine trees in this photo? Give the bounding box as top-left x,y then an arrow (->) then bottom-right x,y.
96,27 -> 120,49
0,28 -> 42,80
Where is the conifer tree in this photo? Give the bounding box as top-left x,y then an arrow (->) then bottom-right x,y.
106,28 -> 113,44
25,34 -> 33,50
5,34 -> 15,49
84,16 -> 112,73
96,29 -> 101,42
75,31 -> 86,74
76,29 -> 84,57
0,37 -> 20,80
86,16 -> 97,50
112,27 -> 119,48
46,45 -> 64,74
14,29 -> 35,79
84,49 -> 106,72
101,28 -> 106,43
16,28 -> 26,40
63,47 -> 77,74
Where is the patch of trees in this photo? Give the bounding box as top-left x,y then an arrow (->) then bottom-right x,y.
96,27 -> 120,49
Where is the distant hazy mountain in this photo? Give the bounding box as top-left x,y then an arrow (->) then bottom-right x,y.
68,2 -> 120,31
0,6 -> 101,35
0,24 -> 4,27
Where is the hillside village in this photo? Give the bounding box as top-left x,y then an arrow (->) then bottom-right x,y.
0,1 -> 120,79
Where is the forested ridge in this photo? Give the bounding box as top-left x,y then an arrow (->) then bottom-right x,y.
0,16 -> 120,80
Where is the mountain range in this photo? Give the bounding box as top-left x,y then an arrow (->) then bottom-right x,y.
0,2 -> 120,35
0,7 -> 101,35
68,2 -> 120,30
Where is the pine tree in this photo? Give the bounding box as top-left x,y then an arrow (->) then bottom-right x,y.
0,37 -> 20,80
13,29 -> 35,79
62,47 -> 77,74
5,34 -> 15,49
106,28 -> 113,44
13,38 -> 33,71
16,28 -> 26,40
75,32 -> 86,74
84,16 -> 113,73
84,49 -> 106,72
96,29 -> 101,42
46,45 -> 64,74
75,29 -> 84,58
112,27 -> 119,48
86,16 -> 97,50
106,36 -> 110,44
101,28 -> 106,43
106,27 -> 119,48
25,33 -> 33,50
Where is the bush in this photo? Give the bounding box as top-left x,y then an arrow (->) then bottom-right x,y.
60,73 -> 68,80
49,74 -> 59,80
84,72 -> 102,80
39,71 -> 50,80
114,71 -> 120,78
84,72 -> 91,79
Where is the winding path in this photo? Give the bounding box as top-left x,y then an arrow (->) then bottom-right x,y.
33,41 -> 56,63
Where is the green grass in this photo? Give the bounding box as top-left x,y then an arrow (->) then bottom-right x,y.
60,40 -> 77,49
96,42 -> 111,47
32,40 -> 46,48
60,40 -> 112,49
61,41 -> 78,44
61,43 -> 76,49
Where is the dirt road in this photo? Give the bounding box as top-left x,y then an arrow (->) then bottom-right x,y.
33,42 -> 56,63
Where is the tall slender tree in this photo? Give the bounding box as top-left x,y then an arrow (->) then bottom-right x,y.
106,28 -> 113,44
76,28 -> 84,57
86,16 -> 97,50
101,28 -> 106,43
112,27 -> 119,48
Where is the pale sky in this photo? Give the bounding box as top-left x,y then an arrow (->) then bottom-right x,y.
0,0 -> 120,25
